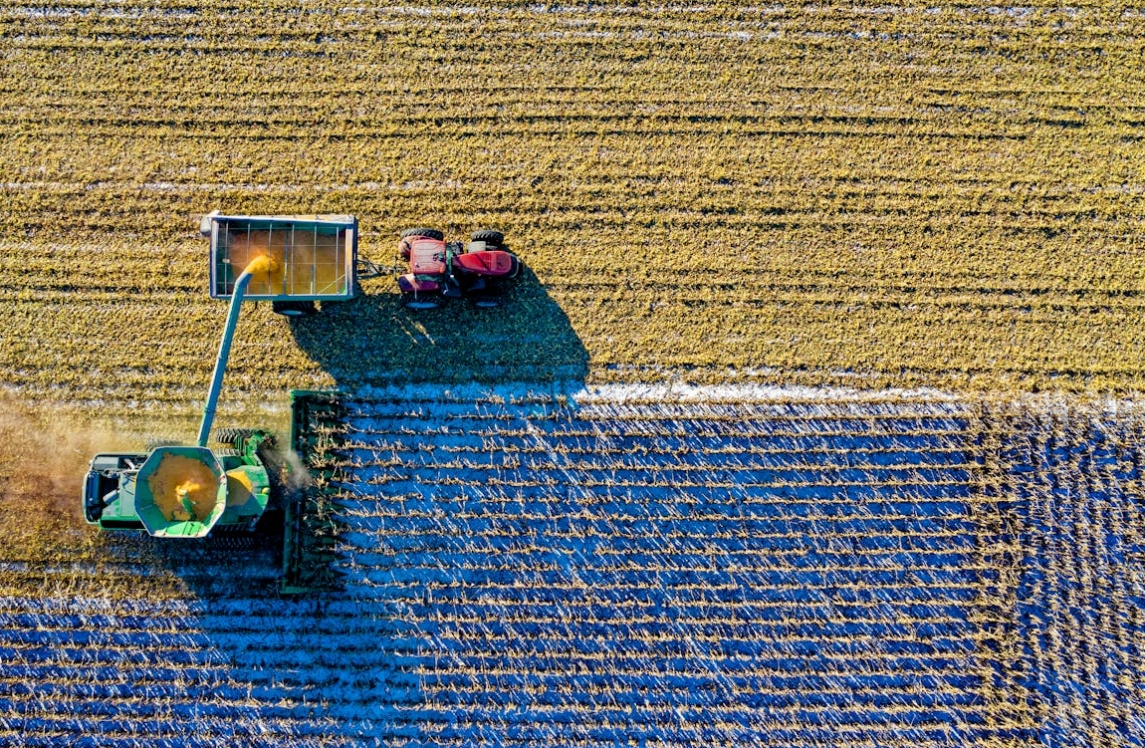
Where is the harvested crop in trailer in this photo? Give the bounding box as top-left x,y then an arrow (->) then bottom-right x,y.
146,454 -> 218,522
291,230 -> 345,295
226,231 -> 286,295
225,229 -> 345,296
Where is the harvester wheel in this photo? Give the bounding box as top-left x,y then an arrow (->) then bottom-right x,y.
401,227 -> 444,241
272,300 -> 317,317
205,533 -> 258,551
471,229 -> 504,247
402,294 -> 443,310
214,428 -> 256,444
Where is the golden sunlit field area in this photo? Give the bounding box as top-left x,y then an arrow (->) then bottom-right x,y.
4,1 -> 1145,419
2,3 -> 1144,747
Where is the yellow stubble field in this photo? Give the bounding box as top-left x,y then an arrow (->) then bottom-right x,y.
3,3 -> 1145,413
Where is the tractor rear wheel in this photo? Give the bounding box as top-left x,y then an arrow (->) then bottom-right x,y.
402,294 -> 443,310
215,428 -> 257,444
272,300 -> 317,317
471,229 -> 504,247
401,227 -> 444,241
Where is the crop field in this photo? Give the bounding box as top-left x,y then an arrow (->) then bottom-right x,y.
3,2 -> 1145,747
1,387 -> 1143,746
6,1 -> 1145,416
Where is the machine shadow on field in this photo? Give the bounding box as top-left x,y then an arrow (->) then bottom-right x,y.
286,264 -> 589,388
34,263 -> 592,745
132,261 -> 589,601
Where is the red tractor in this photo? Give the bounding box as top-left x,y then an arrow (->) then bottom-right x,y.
396,228 -> 521,309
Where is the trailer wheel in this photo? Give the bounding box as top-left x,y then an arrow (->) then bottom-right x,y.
471,229 -> 504,247
273,300 -> 317,317
402,294 -> 443,310
401,227 -> 444,241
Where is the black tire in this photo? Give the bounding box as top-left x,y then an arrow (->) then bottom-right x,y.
401,227 -> 444,241
471,229 -> 504,246
402,294 -> 443,310
204,532 -> 259,551
215,428 -> 257,444
272,300 -> 317,317
506,254 -> 521,279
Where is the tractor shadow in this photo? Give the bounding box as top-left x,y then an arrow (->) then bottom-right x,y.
286,264 -> 589,388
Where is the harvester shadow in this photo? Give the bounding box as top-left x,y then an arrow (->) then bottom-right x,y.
275,263 -> 589,597
286,264 -> 589,387
129,265 -> 590,737
125,266 -> 586,603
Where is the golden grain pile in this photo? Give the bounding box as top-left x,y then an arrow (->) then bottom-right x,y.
146,454 -> 219,522
3,2 -> 1145,416
225,229 -> 345,296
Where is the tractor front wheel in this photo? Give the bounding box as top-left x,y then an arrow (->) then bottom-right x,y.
401,227 -> 444,241
400,228 -> 444,259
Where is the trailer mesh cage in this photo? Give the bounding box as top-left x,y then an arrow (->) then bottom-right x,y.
207,215 -> 357,301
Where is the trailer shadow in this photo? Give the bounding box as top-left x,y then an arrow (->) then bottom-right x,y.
285,265 -> 588,388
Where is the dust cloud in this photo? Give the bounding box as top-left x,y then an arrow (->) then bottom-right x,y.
0,394 -> 133,522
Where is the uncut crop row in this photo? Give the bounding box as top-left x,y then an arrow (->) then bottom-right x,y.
1,389 -> 1140,746
5,1 -> 1145,406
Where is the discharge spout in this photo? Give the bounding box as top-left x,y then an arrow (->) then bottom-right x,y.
196,255 -> 279,447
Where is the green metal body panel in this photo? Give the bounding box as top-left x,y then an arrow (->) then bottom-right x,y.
218,463 -> 272,527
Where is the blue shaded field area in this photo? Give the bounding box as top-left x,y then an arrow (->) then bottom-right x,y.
994,411 -> 1145,745
1,391 -> 1143,747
